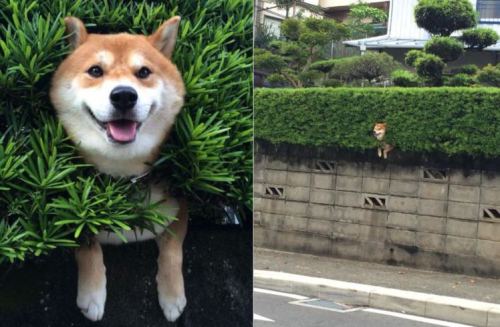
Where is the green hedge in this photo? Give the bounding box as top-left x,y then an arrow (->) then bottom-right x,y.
255,87 -> 500,157
0,0 -> 252,263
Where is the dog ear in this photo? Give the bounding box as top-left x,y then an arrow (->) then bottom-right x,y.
148,16 -> 181,59
64,17 -> 88,50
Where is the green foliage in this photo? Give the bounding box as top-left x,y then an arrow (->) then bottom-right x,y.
451,64 -> 479,76
391,70 -> 419,87
328,52 -> 398,84
255,87 -> 500,157
414,0 -> 476,36
423,36 -> 463,62
323,79 -> 342,87
444,73 -> 476,87
461,28 -> 499,50
404,50 -> 425,67
0,0 -> 252,263
254,49 -> 287,72
346,3 -> 388,38
415,53 -> 445,85
477,64 -> 500,87
280,18 -> 302,41
309,59 -> 335,73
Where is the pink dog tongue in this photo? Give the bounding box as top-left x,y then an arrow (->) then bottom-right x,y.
107,120 -> 138,142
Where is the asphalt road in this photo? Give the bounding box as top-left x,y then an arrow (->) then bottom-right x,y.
254,289 -> 472,327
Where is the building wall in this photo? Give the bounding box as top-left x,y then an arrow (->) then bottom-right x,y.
254,144 -> 500,276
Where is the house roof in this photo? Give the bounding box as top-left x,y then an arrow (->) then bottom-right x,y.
344,0 -> 500,51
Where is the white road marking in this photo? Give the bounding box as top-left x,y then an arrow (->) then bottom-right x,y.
254,313 -> 275,322
254,288 -> 309,300
363,308 -> 474,327
289,298 -> 363,313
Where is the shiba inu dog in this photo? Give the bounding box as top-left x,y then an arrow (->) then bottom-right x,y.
50,17 -> 187,322
373,122 -> 394,159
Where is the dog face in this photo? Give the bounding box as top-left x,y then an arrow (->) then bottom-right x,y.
50,17 -> 185,172
373,122 -> 387,141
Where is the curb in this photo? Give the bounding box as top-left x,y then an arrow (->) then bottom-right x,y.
254,270 -> 500,327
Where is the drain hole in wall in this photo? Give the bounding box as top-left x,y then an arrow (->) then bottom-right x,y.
265,186 -> 285,198
314,160 -> 335,173
423,168 -> 447,181
483,208 -> 500,219
364,196 -> 387,209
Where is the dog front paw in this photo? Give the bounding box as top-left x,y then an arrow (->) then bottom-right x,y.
77,284 -> 106,321
158,293 -> 187,322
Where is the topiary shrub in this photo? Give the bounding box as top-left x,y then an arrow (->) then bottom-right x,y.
415,53 -> 445,85
349,52 -> 399,83
309,60 -> 336,74
0,0 -> 252,263
404,50 -> 426,67
423,36 -> 463,62
477,64 -> 500,87
391,70 -> 419,87
451,64 -> 479,76
461,28 -> 499,50
414,0 -> 476,36
444,73 -> 477,86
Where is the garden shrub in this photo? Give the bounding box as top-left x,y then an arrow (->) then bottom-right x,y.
323,79 -> 343,87
423,36 -> 463,62
350,52 -> 398,83
309,60 -> 336,74
461,28 -> 499,50
0,0 -> 252,263
404,50 -> 425,67
255,87 -> 500,157
415,53 -> 445,85
414,0 -> 476,36
477,64 -> 500,87
444,73 -> 476,86
451,64 -> 479,76
391,70 -> 419,87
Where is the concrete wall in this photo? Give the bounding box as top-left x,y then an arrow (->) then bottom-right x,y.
254,144 -> 500,276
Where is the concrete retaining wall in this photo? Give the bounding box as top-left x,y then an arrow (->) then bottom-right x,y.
254,143 -> 500,276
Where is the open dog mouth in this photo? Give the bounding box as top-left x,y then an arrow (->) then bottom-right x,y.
85,105 -> 142,144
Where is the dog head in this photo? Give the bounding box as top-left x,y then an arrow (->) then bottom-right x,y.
50,17 -> 185,172
373,122 -> 387,141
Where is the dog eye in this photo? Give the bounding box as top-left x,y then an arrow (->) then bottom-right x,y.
87,65 -> 103,78
136,67 -> 152,79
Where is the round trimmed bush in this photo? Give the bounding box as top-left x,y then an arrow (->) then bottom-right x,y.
461,28 -> 499,50
444,73 -> 476,86
405,50 -> 425,67
391,69 -> 419,87
415,53 -> 445,85
477,64 -> 500,87
423,36 -> 463,62
414,0 -> 476,36
309,60 -> 336,74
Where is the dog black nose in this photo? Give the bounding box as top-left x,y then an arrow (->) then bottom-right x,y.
110,86 -> 138,111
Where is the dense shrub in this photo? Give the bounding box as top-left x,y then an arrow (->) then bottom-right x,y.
255,88 -> 500,156
391,70 -> 419,87
309,60 -> 336,74
0,0 -> 252,263
477,64 -> 500,87
451,64 -> 479,76
414,0 -> 476,36
415,54 -> 445,85
423,36 -> 463,62
323,79 -> 343,87
404,50 -> 425,67
350,52 -> 398,82
444,73 -> 476,86
461,28 -> 499,50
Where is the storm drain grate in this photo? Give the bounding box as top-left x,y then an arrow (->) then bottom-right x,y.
364,196 -> 387,209
314,160 -> 335,173
265,186 -> 285,198
423,168 -> 447,181
483,208 -> 500,219
289,298 -> 360,313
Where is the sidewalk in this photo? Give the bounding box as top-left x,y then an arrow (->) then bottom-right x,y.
254,248 -> 500,327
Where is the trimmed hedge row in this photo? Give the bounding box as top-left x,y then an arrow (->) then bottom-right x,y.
255,87 -> 500,157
